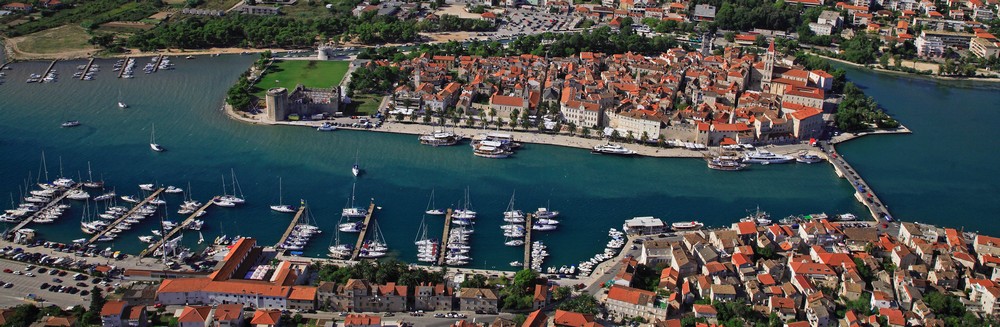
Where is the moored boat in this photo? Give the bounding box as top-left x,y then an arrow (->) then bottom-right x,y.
671,221 -> 704,230
591,143 -> 637,156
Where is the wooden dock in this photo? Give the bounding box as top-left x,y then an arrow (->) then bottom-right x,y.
274,205 -> 307,248
823,143 -> 893,223
152,55 -> 164,72
86,188 -> 164,245
117,57 -> 130,78
8,184 -> 82,232
350,201 -> 377,261
0,62 -> 11,71
140,198 -> 215,257
79,58 -> 95,80
437,209 -> 454,266
523,213 -> 533,269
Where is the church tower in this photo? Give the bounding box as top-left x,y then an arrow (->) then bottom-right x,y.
762,40 -> 775,84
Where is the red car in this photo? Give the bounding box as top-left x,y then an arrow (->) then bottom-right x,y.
2,269 -> 12,273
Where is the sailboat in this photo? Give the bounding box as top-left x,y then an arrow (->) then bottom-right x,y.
198,231 -> 204,245
453,187 -> 476,219
341,183 -> 367,218
415,216 -> 438,262
150,124 -> 164,152
218,169 -> 245,204
358,219 -> 388,258
212,175 -> 236,207
352,150 -> 360,177
328,218 -> 353,258
117,89 -> 128,109
503,191 -> 525,223
425,189 -> 445,215
270,177 -> 295,213
82,162 -> 103,188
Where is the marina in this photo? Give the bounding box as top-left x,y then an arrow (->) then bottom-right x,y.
437,208 -> 454,266
7,184 -> 81,232
523,213 -> 533,270
85,188 -> 164,245
78,58 -> 95,81
140,197 -> 215,257
349,201 -> 378,260
273,204 -> 307,248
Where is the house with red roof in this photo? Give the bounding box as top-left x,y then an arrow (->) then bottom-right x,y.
605,285 -> 668,321
532,284 -> 550,310
101,301 -> 129,327
522,309 -> 547,327
1,2 -> 32,12
344,314 -> 381,327
552,310 -> 598,327
213,304 -> 243,327
177,306 -> 214,327
250,309 -> 281,327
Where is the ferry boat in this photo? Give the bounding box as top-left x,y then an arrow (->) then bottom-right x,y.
706,156 -> 747,171
671,221 -> 704,230
743,150 -> 794,164
591,143 -> 637,156
473,141 -> 511,159
796,154 -> 824,164
419,131 -> 461,146
61,121 -> 81,128
836,213 -> 858,221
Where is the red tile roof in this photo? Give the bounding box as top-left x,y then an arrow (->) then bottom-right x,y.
344,314 -> 381,326
100,301 -> 127,317
607,285 -> 656,305
177,306 -> 212,323
251,310 -> 281,326
522,310 -> 547,327
552,310 -> 595,327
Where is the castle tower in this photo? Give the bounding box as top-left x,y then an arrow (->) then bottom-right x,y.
266,87 -> 289,121
762,40 -> 775,84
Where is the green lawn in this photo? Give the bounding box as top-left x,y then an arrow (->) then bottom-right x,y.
345,93 -> 383,115
253,60 -> 349,97
15,25 -> 96,54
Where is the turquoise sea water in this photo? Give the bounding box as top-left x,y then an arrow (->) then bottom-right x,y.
834,66 -> 1000,235
0,55 -> 946,271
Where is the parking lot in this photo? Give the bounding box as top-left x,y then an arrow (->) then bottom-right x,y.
495,9 -> 581,37
0,259 -> 91,308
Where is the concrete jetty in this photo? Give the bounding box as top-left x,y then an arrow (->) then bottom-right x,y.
438,209 -> 454,266
40,59 -> 57,81
9,184 -> 81,232
141,198 -> 215,257
87,188 -> 164,245
349,201 -> 377,261
274,205 -> 307,248
79,58 -> 95,80
117,57 -> 131,78
523,213 -> 533,269
821,142 -> 893,223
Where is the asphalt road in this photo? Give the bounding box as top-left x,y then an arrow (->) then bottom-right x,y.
0,259 -> 90,308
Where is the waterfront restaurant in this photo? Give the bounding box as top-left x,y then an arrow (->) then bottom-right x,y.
623,216 -> 667,235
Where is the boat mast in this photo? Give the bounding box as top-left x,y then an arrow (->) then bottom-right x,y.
220,175 -> 228,197
87,161 -> 94,183
278,177 -> 284,206
58,156 -> 64,179
40,151 -> 49,183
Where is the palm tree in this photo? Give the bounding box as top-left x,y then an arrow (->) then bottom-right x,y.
510,109 -> 520,124
567,122 -> 577,136
656,134 -> 666,148
582,127 -> 591,138
394,112 -> 404,122
488,108 -> 497,122
610,130 -> 621,141
641,131 -> 650,144
626,131 -> 635,143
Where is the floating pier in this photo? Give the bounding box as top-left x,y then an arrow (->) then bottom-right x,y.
0,62 -> 10,71
349,201 -> 377,261
274,205 -> 307,248
141,198 -> 215,257
523,213 -> 533,269
824,143 -> 892,223
117,57 -> 131,78
86,188 -> 164,245
9,184 -> 81,232
437,208 -> 454,266
79,58 -> 95,80
40,59 -> 58,81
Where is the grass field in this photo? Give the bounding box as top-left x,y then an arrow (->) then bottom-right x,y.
345,93 -> 382,115
14,25 -> 96,55
253,60 -> 349,97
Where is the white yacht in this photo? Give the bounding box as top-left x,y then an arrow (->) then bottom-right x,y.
743,150 -> 794,164
591,143 -> 637,156
270,177 -> 296,213
150,124 -> 164,152
796,153 -> 824,164
341,183 -> 367,218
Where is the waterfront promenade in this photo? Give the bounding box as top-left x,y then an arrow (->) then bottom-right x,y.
820,142 -> 893,223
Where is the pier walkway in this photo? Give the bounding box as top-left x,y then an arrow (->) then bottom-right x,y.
438,209 -> 453,266
349,202 -> 377,261
86,188 -> 164,245
117,57 -> 130,78
79,58 -> 94,80
141,198 -> 215,258
523,214 -> 533,269
9,184 -> 81,232
153,55 -> 164,72
821,142 -> 892,223
40,60 -> 57,81
274,205 -> 307,248
0,62 -> 10,71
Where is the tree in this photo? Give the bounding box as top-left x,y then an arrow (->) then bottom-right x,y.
88,286 -> 106,323
610,130 -> 621,141
557,294 -> 600,315
461,274 -> 489,288
582,127 -> 591,138
5,304 -> 41,327
626,131 -> 635,143
567,122 -> 577,135
656,134 -> 666,147
88,34 -> 115,48
553,286 -> 572,301
640,131 -> 650,144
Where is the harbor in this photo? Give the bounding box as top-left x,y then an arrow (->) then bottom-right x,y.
86,188 -> 164,245
349,201 -> 377,261
140,197 -> 215,258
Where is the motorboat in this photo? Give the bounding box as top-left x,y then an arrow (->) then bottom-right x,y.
317,122 -> 337,131
532,224 -> 557,231
164,186 -> 184,194
419,130 -> 461,146
837,213 -> 858,221
671,221 -> 704,230
473,141 -> 511,158
591,143 -> 637,156
139,184 -> 155,191
707,155 -> 747,171
796,154 -> 824,164
138,235 -> 155,243
505,240 -> 524,246
743,150 -> 794,164
212,198 -> 236,207
61,120 -> 81,128
535,207 -> 559,219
